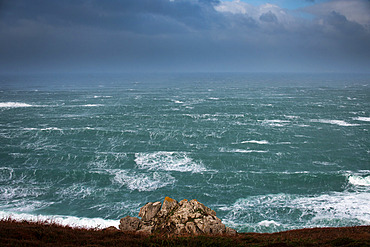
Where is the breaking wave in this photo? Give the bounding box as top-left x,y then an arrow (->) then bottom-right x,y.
221,191 -> 370,232
311,119 -> 360,127
134,152 -> 207,173
0,211 -> 119,229
0,102 -> 34,108
348,175 -> 370,187
353,117 -> 370,122
241,140 -> 269,145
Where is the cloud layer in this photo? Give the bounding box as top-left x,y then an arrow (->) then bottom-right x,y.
0,0 -> 369,73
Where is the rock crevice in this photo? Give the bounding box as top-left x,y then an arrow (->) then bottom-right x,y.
119,197 -> 236,235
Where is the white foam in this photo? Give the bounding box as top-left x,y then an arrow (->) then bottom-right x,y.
56,184 -> 94,199
276,142 -> 291,145
219,148 -> 268,154
285,115 -> 299,119
311,119 -> 360,127
82,104 -> 104,107
93,96 -> 112,98
223,191 -> 370,232
0,211 -> 119,229
0,185 -> 46,201
135,151 -> 207,173
173,100 -> 184,104
313,161 -> 338,166
112,170 -> 175,192
241,140 -> 269,145
260,120 -> 290,127
353,117 -> 370,122
41,127 -> 63,131
262,120 -> 290,123
0,102 -> 33,108
348,175 -> 370,186
258,220 -> 281,227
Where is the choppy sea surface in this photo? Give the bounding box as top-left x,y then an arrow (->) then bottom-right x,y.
0,73 -> 369,233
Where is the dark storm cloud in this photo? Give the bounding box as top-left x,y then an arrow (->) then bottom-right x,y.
0,0 -> 369,73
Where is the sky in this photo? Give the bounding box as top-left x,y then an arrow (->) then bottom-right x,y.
0,0 -> 369,73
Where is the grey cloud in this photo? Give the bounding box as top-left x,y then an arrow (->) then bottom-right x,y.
259,11 -> 278,23
304,0 -> 370,27
323,11 -> 365,34
1,0 -> 222,33
0,0 -> 369,73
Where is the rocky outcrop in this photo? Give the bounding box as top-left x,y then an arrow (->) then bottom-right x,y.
119,197 -> 237,235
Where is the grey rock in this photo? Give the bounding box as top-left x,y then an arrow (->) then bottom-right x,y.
139,201 -> 161,221
119,216 -> 141,231
226,226 -> 237,235
159,196 -> 178,216
119,197 -> 237,235
185,221 -> 200,234
137,224 -> 154,234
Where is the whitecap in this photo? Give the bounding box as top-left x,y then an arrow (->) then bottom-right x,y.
284,115 -> 299,119
219,148 -> 268,153
258,220 -> 281,227
93,95 -> 112,98
40,127 -> 63,131
348,175 -> 370,186
313,161 -> 338,166
260,120 -> 290,127
353,117 -> 370,122
134,151 -> 207,173
223,191 -> 370,232
276,142 -> 291,145
81,104 -> 104,107
241,140 -> 269,145
112,170 -> 175,192
0,211 -> 119,229
0,102 -> 34,108
311,119 -> 360,127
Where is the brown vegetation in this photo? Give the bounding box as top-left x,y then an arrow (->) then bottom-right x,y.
0,219 -> 369,246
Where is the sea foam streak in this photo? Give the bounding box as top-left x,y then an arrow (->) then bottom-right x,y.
0,211 -> 119,229
220,148 -> 268,153
112,170 -> 175,192
353,117 -> 370,122
241,140 -> 269,145
81,104 -> 104,107
260,120 -> 290,127
0,102 -> 33,108
135,151 -> 207,173
311,119 -> 360,127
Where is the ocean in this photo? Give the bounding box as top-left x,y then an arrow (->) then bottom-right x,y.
0,73 -> 369,233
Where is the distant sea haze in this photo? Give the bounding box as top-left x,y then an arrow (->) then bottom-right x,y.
0,73 -> 369,232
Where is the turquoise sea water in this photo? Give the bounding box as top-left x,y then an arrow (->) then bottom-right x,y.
0,73 -> 369,232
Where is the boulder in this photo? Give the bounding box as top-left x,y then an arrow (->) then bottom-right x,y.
159,196 -> 178,216
119,197 -> 237,235
139,201 -> 161,221
119,216 -> 141,231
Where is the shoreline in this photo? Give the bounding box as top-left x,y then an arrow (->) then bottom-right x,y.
1,219 -> 369,246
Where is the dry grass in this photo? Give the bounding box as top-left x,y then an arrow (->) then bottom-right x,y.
0,218 -> 369,246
